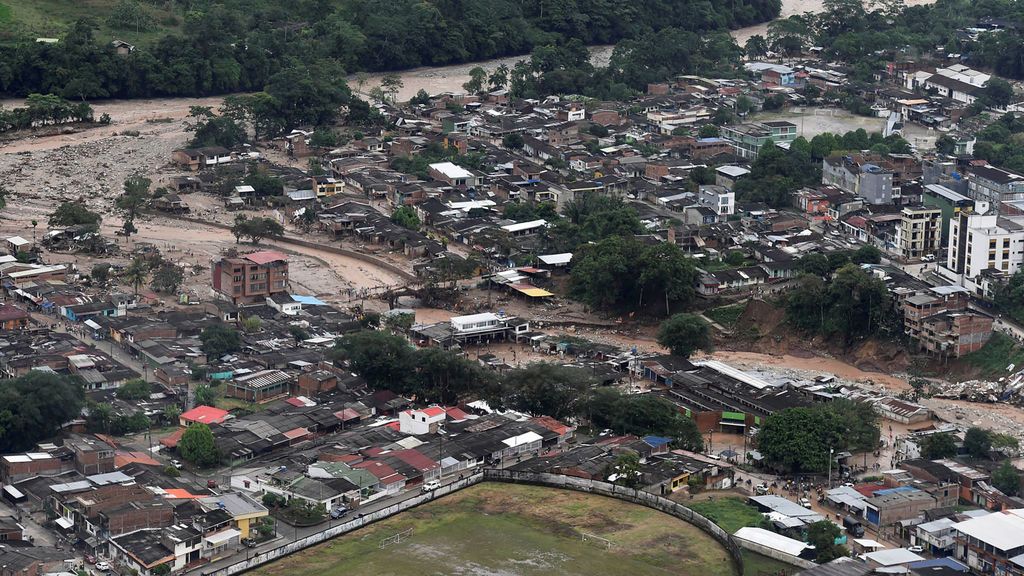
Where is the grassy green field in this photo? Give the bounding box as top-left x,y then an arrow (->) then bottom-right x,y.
687,497 -> 765,534
0,0 -> 178,45
743,550 -> 798,576
253,483 -> 738,576
706,304 -> 747,329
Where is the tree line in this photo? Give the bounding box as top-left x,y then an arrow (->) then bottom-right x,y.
0,93 -> 98,133
734,129 -> 912,208
332,330 -> 704,450
0,0 -> 780,100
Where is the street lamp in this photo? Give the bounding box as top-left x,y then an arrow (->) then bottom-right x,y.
827,447 -> 834,488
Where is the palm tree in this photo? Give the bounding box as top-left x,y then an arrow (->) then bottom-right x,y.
121,258 -> 148,296
30,220 -> 37,242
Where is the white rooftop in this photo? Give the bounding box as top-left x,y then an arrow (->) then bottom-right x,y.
429,161 -> 474,180
734,527 -> 809,557
500,219 -> 547,233
953,509 -> 1024,551
864,548 -> 925,566
538,253 -> 573,265
451,312 -> 501,325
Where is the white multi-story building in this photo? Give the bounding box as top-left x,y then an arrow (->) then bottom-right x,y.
943,202 -> 1024,296
698,185 -> 735,220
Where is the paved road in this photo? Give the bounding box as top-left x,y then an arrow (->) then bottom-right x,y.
29,311 -> 151,379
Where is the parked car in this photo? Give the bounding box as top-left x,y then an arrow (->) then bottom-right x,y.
908,546 -> 924,553
754,483 -> 770,495
421,480 -> 441,492
330,506 -> 349,519
170,460 -> 183,470
95,561 -> 111,572
84,554 -> 97,565
241,538 -> 257,548
799,497 -> 812,508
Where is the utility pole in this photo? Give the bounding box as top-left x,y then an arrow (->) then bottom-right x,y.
828,447 -> 834,488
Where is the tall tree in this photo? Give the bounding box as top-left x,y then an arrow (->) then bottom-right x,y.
116,175 -> 151,239
657,314 -> 711,358
179,423 -> 219,467
120,257 -> 149,296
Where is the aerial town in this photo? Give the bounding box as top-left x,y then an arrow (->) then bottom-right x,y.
3,0 -> 1024,575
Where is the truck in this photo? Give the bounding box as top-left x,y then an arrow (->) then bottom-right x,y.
843,515 -> 864,538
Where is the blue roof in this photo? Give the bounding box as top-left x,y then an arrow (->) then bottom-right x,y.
291,295 -> 326,306
873,486 -> 918,495
697,137 -> 725,143
643,435 -> 672,447
909,558 -> 969,572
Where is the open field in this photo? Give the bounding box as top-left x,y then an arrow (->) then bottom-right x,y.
0,0 -> 179,45
250,483 -> 737,576
687,497 -> 765,534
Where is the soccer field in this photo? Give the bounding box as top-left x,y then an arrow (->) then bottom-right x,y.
251,483 -> 739,576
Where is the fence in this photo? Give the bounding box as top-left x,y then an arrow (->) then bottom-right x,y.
199,469 -> 745,576
483,469 -> 746,576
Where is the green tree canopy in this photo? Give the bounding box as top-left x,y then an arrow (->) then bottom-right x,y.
116,378 -> 151,400
0,372 -> 85,452
391,206 -> 421,230
49,202 -> 101,231
920,432 -> 958,460
807,520 -> 847,563
657,313 -> 711,358
179,423 -> 219,467
587,388 -> 704,451
757,399 -> 879,473
500,363 -> 595,420
199,323 -> 241,358
963,427 -> 993,459
992,460 -> 1022,496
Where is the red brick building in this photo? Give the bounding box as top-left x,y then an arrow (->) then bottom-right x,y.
212,251 -> 289,304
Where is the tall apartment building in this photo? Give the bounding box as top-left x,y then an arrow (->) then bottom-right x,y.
966,164 -> 1024,213
719,121 -> 796,159
212,251 -> 289,304
947,209 -> 1024,277
896,205 -> 942,260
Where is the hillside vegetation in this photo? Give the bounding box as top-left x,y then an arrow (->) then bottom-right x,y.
0,0 -> 781,99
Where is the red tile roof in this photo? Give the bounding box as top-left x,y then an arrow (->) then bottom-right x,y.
283,427 -> 310,440
115,450 -> 161,468
444,407 -> 470,421
391,449 -> 439,472
160,427 -> 185,448
243,250 -> 288,265
355,460 -> 406,484
531,415 -> 572,436
0,304 -> 29,321
180,405 -> 230,425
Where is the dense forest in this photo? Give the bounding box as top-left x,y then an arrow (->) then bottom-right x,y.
0,0 -> 781,99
